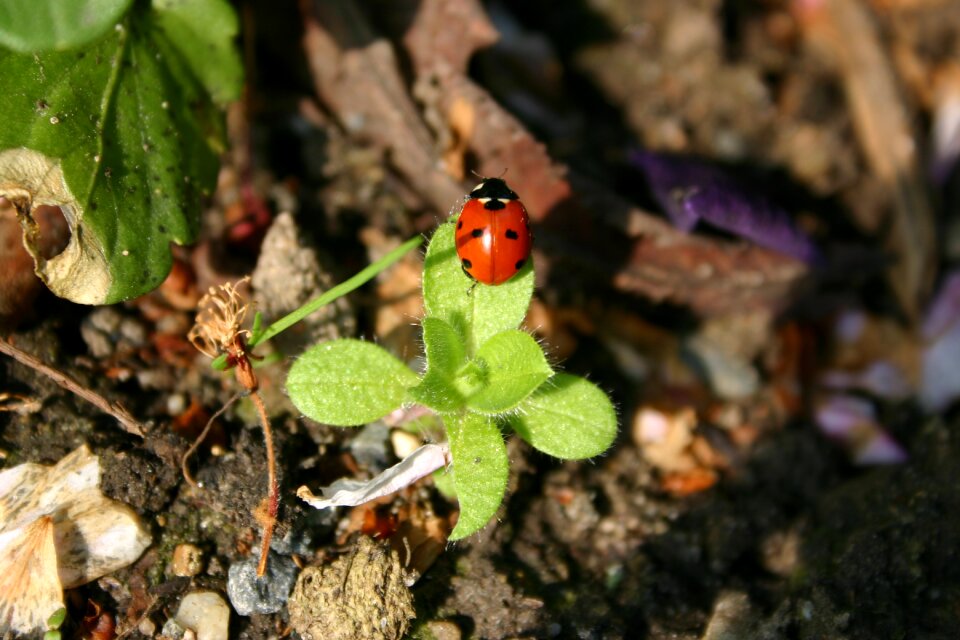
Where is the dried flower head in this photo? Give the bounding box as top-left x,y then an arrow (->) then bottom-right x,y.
188,276 -> 253,359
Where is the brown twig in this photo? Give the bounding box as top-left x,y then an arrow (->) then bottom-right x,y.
0,337 -> 145,437
252,390 -> 279,578
181,391 -> 242,488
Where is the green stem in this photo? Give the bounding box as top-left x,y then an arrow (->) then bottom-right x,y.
208,237 -> 422,373
250,235 -> 422,347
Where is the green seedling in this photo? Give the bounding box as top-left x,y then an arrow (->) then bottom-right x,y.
287,223 -> 617,539
42,607 -> 66,640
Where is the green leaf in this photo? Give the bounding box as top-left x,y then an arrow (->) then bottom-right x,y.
510,373 -> 617,459
251,236 -> 423,347
408,370 -> 464,414
447,412 -> 508,540
422,317 -> 466,375
0,0 -> 241,304
0,0 -> 132,52
152,0 -> 241,105
46,607 -> 67,629
287,339 -> 418,426
422,223 -> 534,355
466,330 -> 552,415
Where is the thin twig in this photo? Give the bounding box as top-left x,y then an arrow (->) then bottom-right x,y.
0,337 -> 145,437
252,390 -> 279,577
181,392 -> 242,488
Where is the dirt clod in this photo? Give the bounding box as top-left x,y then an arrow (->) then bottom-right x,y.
288,536 -> 414,640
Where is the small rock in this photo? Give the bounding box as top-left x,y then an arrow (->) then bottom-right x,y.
226,552 -> 299,615
425,620 -> 462,640
251,211 -> 355,354
172,591 -> 229,640
138,617 -> 156,637
161,618 -> 186,639
288,536 -> 415,640
172,544 -> 204,577
701,591 -> 757,640
350,422 -> 392,471
81,308 -> 122,358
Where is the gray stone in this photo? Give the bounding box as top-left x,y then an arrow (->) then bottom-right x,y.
226,552 -> 299,615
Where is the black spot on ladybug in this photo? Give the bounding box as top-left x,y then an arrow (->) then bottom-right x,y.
505,229 -> 519,240
457,220 -> 463,230
471,228 -> 484,238
484,199 -> 506,211
461,258 -> 473,270
515,258 -> 526,270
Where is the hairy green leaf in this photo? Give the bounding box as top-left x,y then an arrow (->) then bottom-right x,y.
0,0 -> 241,303
0,0 -> 132,52
287,340 -> 418,426
422,223 -> 534,355
466,330 -> 552,415
422,317 -> 466,375
447,412 -> 508,540
408,371 -> 464,414
510,373 -> 617,459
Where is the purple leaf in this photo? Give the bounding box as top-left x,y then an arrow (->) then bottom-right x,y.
631,151 -> 821,264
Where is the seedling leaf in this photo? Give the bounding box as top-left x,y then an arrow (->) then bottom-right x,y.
447,413 -> 508,540
287,340 -> 418,426
422,223 -> 534,355
422,317 -> 466,375
510,373 -> 617,459
466,330 -> 552,414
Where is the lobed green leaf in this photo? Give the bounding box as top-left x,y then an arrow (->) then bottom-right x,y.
287,340 -> 418,426
0,0 -> 241,304
151,0 -> 242,105
422,223 -> 534,355
0,0 -> 132,52
510,373 -> 617,459
466,330 -> 552,415
447,412 -> 509,540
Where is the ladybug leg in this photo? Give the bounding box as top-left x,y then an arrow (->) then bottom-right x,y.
465,281 -> 479,296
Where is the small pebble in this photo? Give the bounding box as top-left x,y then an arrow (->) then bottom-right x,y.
138,618 -> 156,637
350,422 -> 392,471
425,620 -> 462,640
226,552 -> 299,615
173,592 -> 229,640
172,543 -> 204,577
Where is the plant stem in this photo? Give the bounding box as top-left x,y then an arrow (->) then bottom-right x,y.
248,235 -> 423,348
181,392 -> 241,488
252,390 -> 278,577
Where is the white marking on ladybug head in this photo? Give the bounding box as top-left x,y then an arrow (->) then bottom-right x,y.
478,197 -> 491,204
471,182 -> 486,193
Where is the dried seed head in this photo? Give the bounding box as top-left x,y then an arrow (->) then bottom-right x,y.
188,276 -> 253,358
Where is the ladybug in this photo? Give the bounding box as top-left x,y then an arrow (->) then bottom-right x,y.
454,177 -> 532,285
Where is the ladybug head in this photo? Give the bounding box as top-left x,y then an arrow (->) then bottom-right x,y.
470,177 -> 518,201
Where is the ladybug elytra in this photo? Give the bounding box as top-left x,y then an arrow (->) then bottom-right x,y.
454,177 -> 532,285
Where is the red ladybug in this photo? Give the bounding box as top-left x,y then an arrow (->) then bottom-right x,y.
454,178 -> 532,285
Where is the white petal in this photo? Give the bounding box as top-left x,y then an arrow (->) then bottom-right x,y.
298,443 -> 450,509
